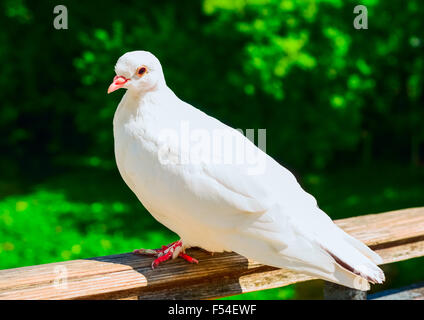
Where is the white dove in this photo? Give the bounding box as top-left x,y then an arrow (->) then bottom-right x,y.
108,51 -> 385,291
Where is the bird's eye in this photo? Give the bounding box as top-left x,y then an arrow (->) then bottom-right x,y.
136,66 -> 147,77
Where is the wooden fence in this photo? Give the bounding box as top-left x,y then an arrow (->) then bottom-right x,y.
0,207 -> 423,300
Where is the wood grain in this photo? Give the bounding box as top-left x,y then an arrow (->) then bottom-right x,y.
0,207 -> 423,300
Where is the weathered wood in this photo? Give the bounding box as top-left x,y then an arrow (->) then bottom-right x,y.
0,207 -> 423,300
324,281 -> 367,300
369,282 -> 424,300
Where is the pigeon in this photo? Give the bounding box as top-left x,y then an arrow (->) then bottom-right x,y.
108,50 -> 385,291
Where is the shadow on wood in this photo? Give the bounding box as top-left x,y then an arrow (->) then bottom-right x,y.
324,281 -> 367,300
87,249 -> 252,300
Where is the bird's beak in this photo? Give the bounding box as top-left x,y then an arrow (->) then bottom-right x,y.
107,75 -> 129,94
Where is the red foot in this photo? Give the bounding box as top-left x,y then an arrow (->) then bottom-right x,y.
179,252 -> 199,264
133,240 -> 198,269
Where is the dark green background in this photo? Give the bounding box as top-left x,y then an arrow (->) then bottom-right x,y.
0,0 -> 423,299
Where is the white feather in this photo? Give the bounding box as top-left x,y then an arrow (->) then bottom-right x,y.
112,51 -> 385,290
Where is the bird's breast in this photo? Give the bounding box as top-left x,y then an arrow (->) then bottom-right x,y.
114,119 -> 182,223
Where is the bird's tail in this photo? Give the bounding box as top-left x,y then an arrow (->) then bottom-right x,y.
314,226 -> 385,291
320,246 -> 385,290
221,211 -> 385,291
287,238 -> 385,291
298,208 -> 386,291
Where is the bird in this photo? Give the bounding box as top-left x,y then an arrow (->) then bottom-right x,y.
108,50 -> 385,291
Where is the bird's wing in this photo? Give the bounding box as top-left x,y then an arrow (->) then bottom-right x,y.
168,100 -> 329,252
164,98 -> 384,290
183,148 -> 384,289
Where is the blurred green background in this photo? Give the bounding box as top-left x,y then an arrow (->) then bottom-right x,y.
0,0 -> 423,299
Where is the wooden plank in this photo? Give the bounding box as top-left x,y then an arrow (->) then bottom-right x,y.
335,207 -> 424,247
369,282 -> 424,300
323,282 -> 367,300
0,207 -> 423,300
136,267 -> 314,300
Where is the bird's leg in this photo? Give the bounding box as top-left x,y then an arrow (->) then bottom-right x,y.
133,240 -> 198,269
179,252 -> 198,264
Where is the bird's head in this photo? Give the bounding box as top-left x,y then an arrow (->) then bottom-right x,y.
108,51 -> 165,94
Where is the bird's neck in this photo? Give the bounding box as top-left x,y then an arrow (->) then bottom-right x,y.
114,85 -> 173,125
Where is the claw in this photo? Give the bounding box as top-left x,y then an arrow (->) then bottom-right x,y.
179,252 -> 199,264
151,250 -> 173,269
133,240 -> 198,269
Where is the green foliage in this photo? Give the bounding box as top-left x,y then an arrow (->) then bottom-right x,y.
0,0 -> 423,299
0,168 -> 175,270
203,0 -> 424,168
1,0 -> 423,169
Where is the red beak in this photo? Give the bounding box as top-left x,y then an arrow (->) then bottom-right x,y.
107,75 -> 129,94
